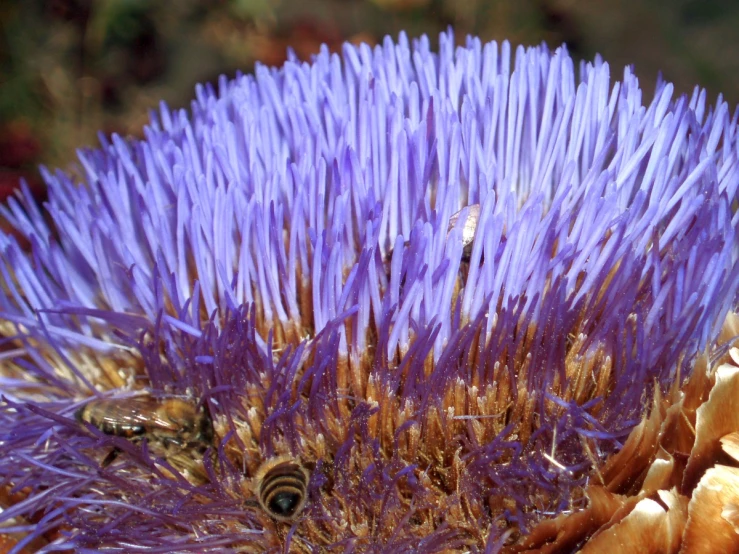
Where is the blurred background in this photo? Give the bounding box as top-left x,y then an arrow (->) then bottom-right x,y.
2,0 -> 739,201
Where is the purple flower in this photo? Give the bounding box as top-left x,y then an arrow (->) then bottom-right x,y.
1,30 -> 738,552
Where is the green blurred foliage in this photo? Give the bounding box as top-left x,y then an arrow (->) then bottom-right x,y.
1,0 -> 739,185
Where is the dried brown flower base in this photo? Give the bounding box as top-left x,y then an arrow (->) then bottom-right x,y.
508,313 -> 739,553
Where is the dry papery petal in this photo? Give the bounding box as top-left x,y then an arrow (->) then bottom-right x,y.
510,315 -> 739,553
598,351 -> 718,498
598,390 -> 667,495
504,487 -> 632,554
679,465 -> 739,553
580,489 -> 688,554
724,503 -> 739,534
639,447 -> 679,495
659,352 -> 714,464
599,386 -> 690,496
713,311 -> 739,379
683,364 -> 739,493
666,353 -> 712,444
732,348 -> 739,368
715,312 -> 739,365
721,432 -> 739,464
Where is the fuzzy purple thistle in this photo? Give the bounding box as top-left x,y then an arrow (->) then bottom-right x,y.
0,30 -> 738,552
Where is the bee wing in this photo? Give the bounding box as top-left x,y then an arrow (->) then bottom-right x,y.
131,397 -> 185,432
77,400 -> 156,436
95,397 -> 180,433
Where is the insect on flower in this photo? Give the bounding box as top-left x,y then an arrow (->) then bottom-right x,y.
75,395 -> 214,451
384,203 -> 482,275
450,203 -> 481,262
253,456 -> 310,522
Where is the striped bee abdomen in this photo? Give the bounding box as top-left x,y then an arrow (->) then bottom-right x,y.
255,457 -> 309,522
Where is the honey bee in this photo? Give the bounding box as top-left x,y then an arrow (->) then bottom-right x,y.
253,456 -> 310,522
76,395 -> 213,451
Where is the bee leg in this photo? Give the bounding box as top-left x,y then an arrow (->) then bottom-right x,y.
101,447 -> 121,467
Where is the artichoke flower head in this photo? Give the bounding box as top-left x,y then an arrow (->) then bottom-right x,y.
0,30 -> 738,553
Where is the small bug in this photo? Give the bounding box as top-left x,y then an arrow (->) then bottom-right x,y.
254,456 -> 310,522
448,203 -> 481,261
75,395 -> 213,448
75,395 -> 214,473
384,204 -> 482,267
